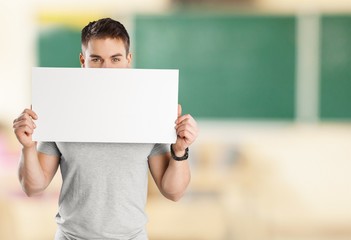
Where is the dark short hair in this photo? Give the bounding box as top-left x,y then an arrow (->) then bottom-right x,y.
81,18 -> 130,54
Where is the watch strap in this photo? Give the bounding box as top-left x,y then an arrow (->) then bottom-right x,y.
170,144 -> 189,161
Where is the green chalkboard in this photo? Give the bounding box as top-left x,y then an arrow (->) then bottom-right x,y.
320,15 -> 351,120
134,14 -> 296,119
38,26 -> 81,67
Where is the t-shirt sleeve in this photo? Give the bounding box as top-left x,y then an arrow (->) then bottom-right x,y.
148,143 -> 170,158
37,142 -> 61,157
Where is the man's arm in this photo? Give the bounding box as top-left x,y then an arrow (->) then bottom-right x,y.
148,105 -> 198,201
18,148 -> 60,197
148,152 -> 191,201
14,108 -> 60,196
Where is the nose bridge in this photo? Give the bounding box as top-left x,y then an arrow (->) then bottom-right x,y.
102,60 -> 113,68
101,60 -> 108,68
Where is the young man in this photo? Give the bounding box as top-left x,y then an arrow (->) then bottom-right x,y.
13,18 -> 198,240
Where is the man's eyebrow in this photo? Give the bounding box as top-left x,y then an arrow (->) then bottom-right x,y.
89,54 -> 102,58
111,53 -> 123,58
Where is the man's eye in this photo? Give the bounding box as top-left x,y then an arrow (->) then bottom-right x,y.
112,58 -> 120,62
91,58 -> 101,63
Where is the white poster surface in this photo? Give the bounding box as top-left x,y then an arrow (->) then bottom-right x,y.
32,67 -> 178,143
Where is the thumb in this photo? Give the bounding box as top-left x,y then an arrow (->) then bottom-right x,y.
178,104 -> 182,117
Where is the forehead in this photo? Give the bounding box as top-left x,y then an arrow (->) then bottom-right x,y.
84,37 -> 127,55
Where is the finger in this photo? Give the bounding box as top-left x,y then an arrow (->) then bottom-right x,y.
176,124 -> 196,138
175,104 -> 182,123
176,120 -> 199,139
176,117 -> 197,129
15,125 -> 33,136
178,104 -> 182,117
175,120 -> 195,132
23,125 -> 34,136
17,113 -> 34,123
13,124 -> 35,135
14,110 -> 36,125
14,113 -> 25,122
176,129 -> 196,141
13,121 -> 26,129
175,113 -> 198,139
13,119 -> 35,130
22,108 -> 38,120
176,114 -> 192,124
176,129 -> 195,142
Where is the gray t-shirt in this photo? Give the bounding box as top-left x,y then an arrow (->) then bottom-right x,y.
38,142 -> 169,240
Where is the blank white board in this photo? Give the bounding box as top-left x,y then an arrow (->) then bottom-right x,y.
32,67 -> 178,143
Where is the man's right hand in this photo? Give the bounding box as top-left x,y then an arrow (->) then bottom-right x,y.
13,108 -> 38,148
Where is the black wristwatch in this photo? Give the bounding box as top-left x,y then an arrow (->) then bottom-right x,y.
170,144 -> 189,161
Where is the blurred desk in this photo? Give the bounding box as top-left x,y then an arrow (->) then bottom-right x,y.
220,123 -> 351,239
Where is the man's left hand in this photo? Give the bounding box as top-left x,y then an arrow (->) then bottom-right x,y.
173,104 -> 199,156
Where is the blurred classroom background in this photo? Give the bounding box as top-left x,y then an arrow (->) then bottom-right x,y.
1,0 -> 351,239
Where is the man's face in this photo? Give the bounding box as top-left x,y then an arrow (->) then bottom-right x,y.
80,38 -> 132,68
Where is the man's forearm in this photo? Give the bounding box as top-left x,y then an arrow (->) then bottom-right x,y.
161,158 -> 191,201
18,145 -> 46,196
